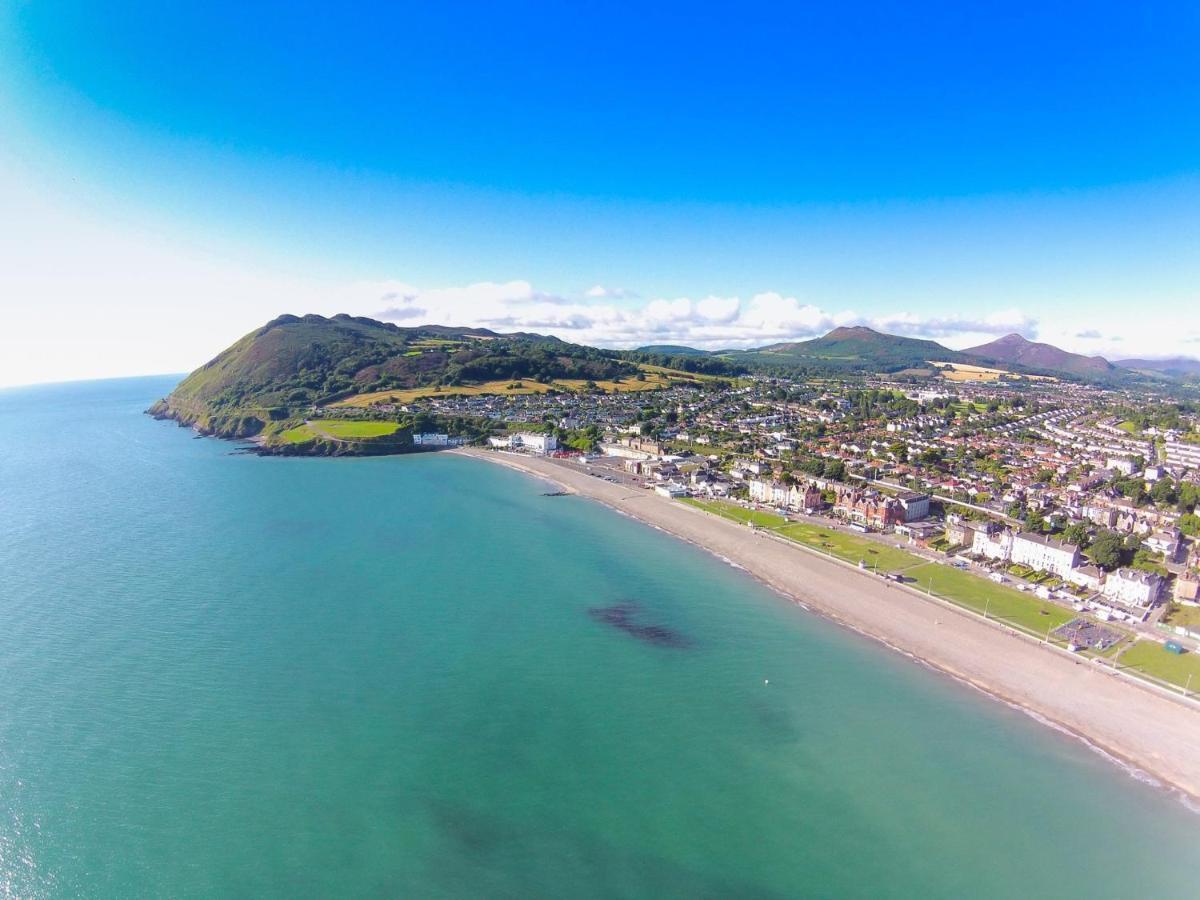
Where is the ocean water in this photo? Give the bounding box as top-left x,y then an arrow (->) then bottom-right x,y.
0,376 -> 1197,898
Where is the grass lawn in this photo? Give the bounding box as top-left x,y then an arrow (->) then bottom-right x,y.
1117,420 -> 1139,434
681,499 -> 921,573
309,420 -> 401,439
1163,604 -> 1200,631
681,498 -> 786,528
905,562 -> 1075,635
774,522 -> 922,573
280,424 -> 317,444
1118,640 -> 1200,691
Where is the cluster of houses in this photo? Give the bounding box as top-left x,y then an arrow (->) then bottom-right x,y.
946,515 -> 1166,613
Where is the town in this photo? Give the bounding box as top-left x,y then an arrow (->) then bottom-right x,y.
334,366 -> 1200,688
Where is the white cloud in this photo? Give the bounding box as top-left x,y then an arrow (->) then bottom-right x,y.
361,282 -> 1046,351
585,284 -> 639,299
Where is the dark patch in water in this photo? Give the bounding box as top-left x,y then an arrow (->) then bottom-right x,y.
587,601 -> 691,648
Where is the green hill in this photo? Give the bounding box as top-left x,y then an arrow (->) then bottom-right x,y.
728,326 -> 965,373
148,314 -> 632,438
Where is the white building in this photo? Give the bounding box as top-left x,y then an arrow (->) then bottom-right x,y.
654,482 -> 689,498
1164,441 -> 1200,470
1105,456 -> 1138,475
971,523 -> 1014,562
896,491 -> 931,522
412,433 -> 449,446
488,432 -> 559,453
1011,532 -> 1081,578
1102,568 -> 1165,608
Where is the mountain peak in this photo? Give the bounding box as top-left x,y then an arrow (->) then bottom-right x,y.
965,333 -> 1113,377
823,325 -> 881,340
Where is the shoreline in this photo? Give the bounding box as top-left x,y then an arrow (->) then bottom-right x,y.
453,447 -> 1200,807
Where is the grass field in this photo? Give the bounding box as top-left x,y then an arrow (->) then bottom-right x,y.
906,562 -> 1075,634
681,499 -> 922,572
682,498 -> 787,527
928,361 -> 1056,383
1117,640 -> 1200,691
333,373 -> 673,407
775,522 -> 923,573
280,424 -> 317,444
308,420 -> 402,439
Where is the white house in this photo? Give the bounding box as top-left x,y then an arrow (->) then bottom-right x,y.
1102,568 -> 1165,608
412,433 -> 449,447
1011,532 -> 1081,578
971,523 -> 1014,562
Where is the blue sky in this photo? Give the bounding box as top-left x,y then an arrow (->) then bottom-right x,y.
1,1 -> 1197,385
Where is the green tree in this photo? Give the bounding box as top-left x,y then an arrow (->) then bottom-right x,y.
1087,530 -> 1124,571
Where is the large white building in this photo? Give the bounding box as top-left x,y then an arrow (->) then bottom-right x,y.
1164,440 -> 1200,470
488,432 -> 559,453
1102,568 -> 1165,608
1011,532 -> 1081,578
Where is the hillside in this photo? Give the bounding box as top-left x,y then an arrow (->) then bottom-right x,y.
148,313 -> 633,438
633,344 -> 712,356
728,326 -> 964,373
1116,357 -> 1200,378
963,333 -> 1115,379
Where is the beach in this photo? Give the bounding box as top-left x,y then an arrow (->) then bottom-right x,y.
457,447 -> 1200,804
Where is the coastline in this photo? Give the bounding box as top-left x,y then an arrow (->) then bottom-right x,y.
454,447 -> 1200,807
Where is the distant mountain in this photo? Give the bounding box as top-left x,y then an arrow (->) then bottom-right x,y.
730,326 -> 963,372
1115,357 -> 1200,378
634,344 -> 711,356
963,333 -> 1115,379
148,313 -> 631,438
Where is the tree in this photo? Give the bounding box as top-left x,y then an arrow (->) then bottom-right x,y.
1062,522 -> 1091,550
1180,513 -> 1200,537
1150,477 -> 1177,507
1087,530 -> 1124,571
822,459 -> 846,481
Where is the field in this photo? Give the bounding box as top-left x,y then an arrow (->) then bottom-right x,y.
928,361 -> 1056,383
1117,640 -> 1200,691
681,499 -> 922,573
682,498 -> 786,527
333,372 -> 674,408
905,562 -> 1075,634
775,522 -> 922,573
309,420 -> 401,438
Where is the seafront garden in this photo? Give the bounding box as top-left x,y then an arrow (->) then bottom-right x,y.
680,497 -> 1199,694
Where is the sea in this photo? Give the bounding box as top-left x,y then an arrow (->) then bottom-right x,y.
0,376 -> 1197,898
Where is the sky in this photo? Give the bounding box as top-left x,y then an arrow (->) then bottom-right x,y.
1,1 -> 1198,387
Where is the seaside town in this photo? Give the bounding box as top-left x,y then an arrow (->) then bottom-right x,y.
341,368 -> 1200,690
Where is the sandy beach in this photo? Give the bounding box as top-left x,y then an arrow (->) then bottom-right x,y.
456,447 -> 1200,805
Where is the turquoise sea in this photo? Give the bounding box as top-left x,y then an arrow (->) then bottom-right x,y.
0,376 -> 1197,898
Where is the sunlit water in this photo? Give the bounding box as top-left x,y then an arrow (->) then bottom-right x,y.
0,377 -> 1196,897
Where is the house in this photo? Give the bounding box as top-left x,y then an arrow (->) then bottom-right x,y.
1174,574 -> 1200,604
1102,568 -> 1165,608
1011,532 -> 1081,578
833,486 -> 905,529
971,522 -> 1014,563
1144,530 -> 1182,562
412,432 -> 449,447
1067,564 -> 1105,592
654,482 -> 689,498
945,515 -> 976,548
